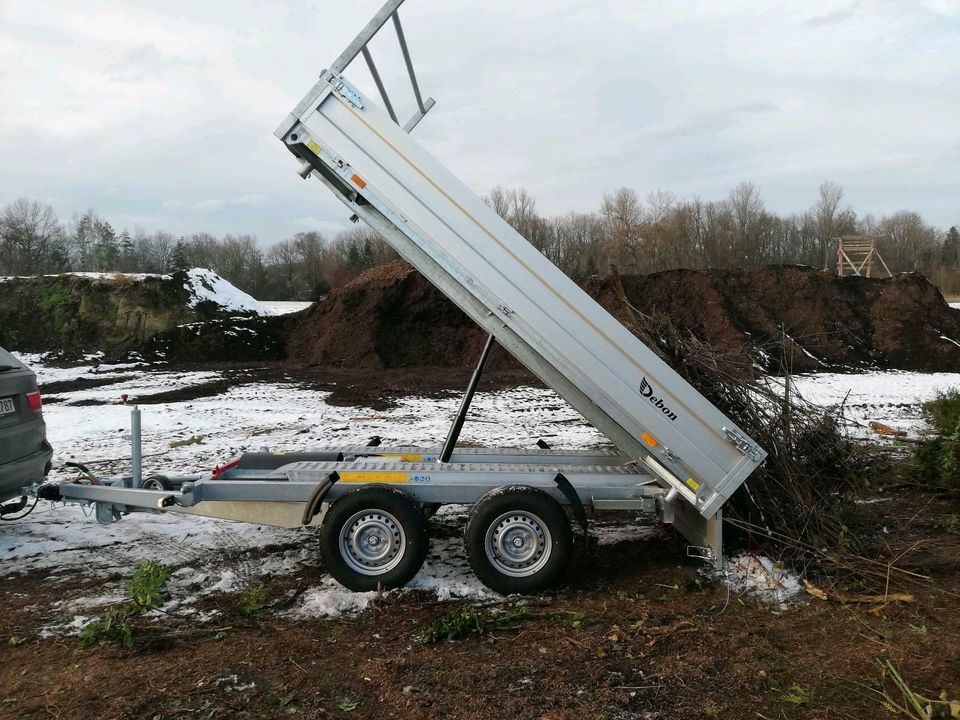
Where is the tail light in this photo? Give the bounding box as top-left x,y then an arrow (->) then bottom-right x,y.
26,391 -> 42,413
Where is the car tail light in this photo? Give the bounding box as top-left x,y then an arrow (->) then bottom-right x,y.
26,391 -> 42,413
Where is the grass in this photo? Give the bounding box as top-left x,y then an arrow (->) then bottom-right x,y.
875,659 -> 959,720
126,560 -> 171,608
911,389 -> 960,490
419,604 -> 531,643
78,561 -> 171,648
419,604 -> 600,643
238,584 -> 267,616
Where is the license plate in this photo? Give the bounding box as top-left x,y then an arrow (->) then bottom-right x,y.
0,397 -> 14,416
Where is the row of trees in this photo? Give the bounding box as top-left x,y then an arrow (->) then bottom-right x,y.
1,182 -> 957,300
487,181 -> 956,284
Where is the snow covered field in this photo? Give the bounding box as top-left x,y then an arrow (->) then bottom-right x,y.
260,300 -> 314,315
2,356 -> 957,629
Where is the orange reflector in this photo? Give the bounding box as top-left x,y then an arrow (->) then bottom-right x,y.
351,174 -> 367,188
641,432 -> 657,448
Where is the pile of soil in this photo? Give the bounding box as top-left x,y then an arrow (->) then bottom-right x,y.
139,314 -> 298,364
287,262 -> 507,370
588,266 -> 960,373
0,270 -> 264,355
287,261 -> 960,374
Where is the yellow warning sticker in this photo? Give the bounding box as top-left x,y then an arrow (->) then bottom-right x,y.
339,471 -> 408,484
307,140 -> 322,155
685,477 -> 701,491
378,453 -> 423,462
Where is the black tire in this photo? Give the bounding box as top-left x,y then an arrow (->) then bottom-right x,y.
465,486 -> 572,595
140,475 -> 173,491
320,486 -> 428,591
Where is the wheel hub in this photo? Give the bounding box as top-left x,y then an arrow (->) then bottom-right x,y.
485,511 -> 552,578
340,511 -> 406,576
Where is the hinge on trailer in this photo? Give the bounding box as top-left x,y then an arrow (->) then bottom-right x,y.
330,75 -> 365,110
722,426 -> 762,461
686,545 -> 714,563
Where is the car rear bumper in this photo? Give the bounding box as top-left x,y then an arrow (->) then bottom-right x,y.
0,441 -> 53,503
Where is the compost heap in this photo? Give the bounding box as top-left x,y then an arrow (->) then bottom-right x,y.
288,260 -> 960,374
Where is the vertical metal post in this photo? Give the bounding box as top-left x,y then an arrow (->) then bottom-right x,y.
130,405 -> 142,489
440,334 -> 496,463
392,11 -> 426,113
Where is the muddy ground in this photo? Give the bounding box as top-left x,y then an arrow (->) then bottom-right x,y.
0,487 -> 957,720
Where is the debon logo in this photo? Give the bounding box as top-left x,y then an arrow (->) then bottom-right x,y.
639,377 -> 678,422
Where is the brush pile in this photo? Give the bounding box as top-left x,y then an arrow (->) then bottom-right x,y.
607,272 -> 877,565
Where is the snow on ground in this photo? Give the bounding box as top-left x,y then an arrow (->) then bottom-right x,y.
717,554 -> 804,609
184,268 -> 267,314
2,358 -> 957,628
787,370 -> 960,438
11,352 -> 145,384
260,300 -> 314,315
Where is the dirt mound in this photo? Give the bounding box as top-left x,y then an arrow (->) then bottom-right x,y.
0,269 -> 269,355
140,315 -> 297,364
588,266 -> 960,372
288,261 -> 960,373
287,262 -> 498,370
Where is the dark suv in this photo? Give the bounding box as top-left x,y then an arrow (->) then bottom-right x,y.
0,347 -> 53,505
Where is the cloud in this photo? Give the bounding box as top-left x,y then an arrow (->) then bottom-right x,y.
806,2 -> 860,26
0,0 -> 957,245
289,217 -> 351,238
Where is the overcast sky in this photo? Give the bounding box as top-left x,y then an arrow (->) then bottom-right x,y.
1,0 -> 957,245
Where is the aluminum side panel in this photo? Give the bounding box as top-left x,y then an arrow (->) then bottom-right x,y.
291,80 -> 765,512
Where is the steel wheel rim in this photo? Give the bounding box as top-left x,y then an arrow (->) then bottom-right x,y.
484,511 -> 552,578
339,509 -> 406,576
141,478 -> 165,490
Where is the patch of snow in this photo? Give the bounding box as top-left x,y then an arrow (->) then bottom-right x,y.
184,268 -> 266,314
294,579 -> 379,618
260,301 -> 314,315
719,554 -> 803,608
778,371 -> 960,438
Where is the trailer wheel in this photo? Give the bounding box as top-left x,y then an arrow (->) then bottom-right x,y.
140,475 -> 173,491
465,486 -> 572,594
321,487 -> 428,592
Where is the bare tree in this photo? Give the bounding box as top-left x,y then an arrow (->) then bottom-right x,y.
0,198 -> 65,275
600,187 -> 643,272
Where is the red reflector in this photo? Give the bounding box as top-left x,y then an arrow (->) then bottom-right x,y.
212,458 -> 241,480
26,391 -> 42,413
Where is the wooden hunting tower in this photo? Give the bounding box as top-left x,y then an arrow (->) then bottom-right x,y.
834,235 -> 892,278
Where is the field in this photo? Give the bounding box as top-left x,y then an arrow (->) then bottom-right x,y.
1,356 -> 959,719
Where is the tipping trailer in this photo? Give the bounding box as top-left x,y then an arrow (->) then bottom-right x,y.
53,0 -> 766,594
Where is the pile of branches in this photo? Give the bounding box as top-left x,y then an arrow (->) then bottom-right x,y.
610,273 -> 881,563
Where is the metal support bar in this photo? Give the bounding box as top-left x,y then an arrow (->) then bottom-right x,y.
440,334 -> 496,463
402,97 -> 436,133
330,0 -> 406,74
361,46 -> 398,124
392,11 -> 425,113
130,405 -> 142,488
